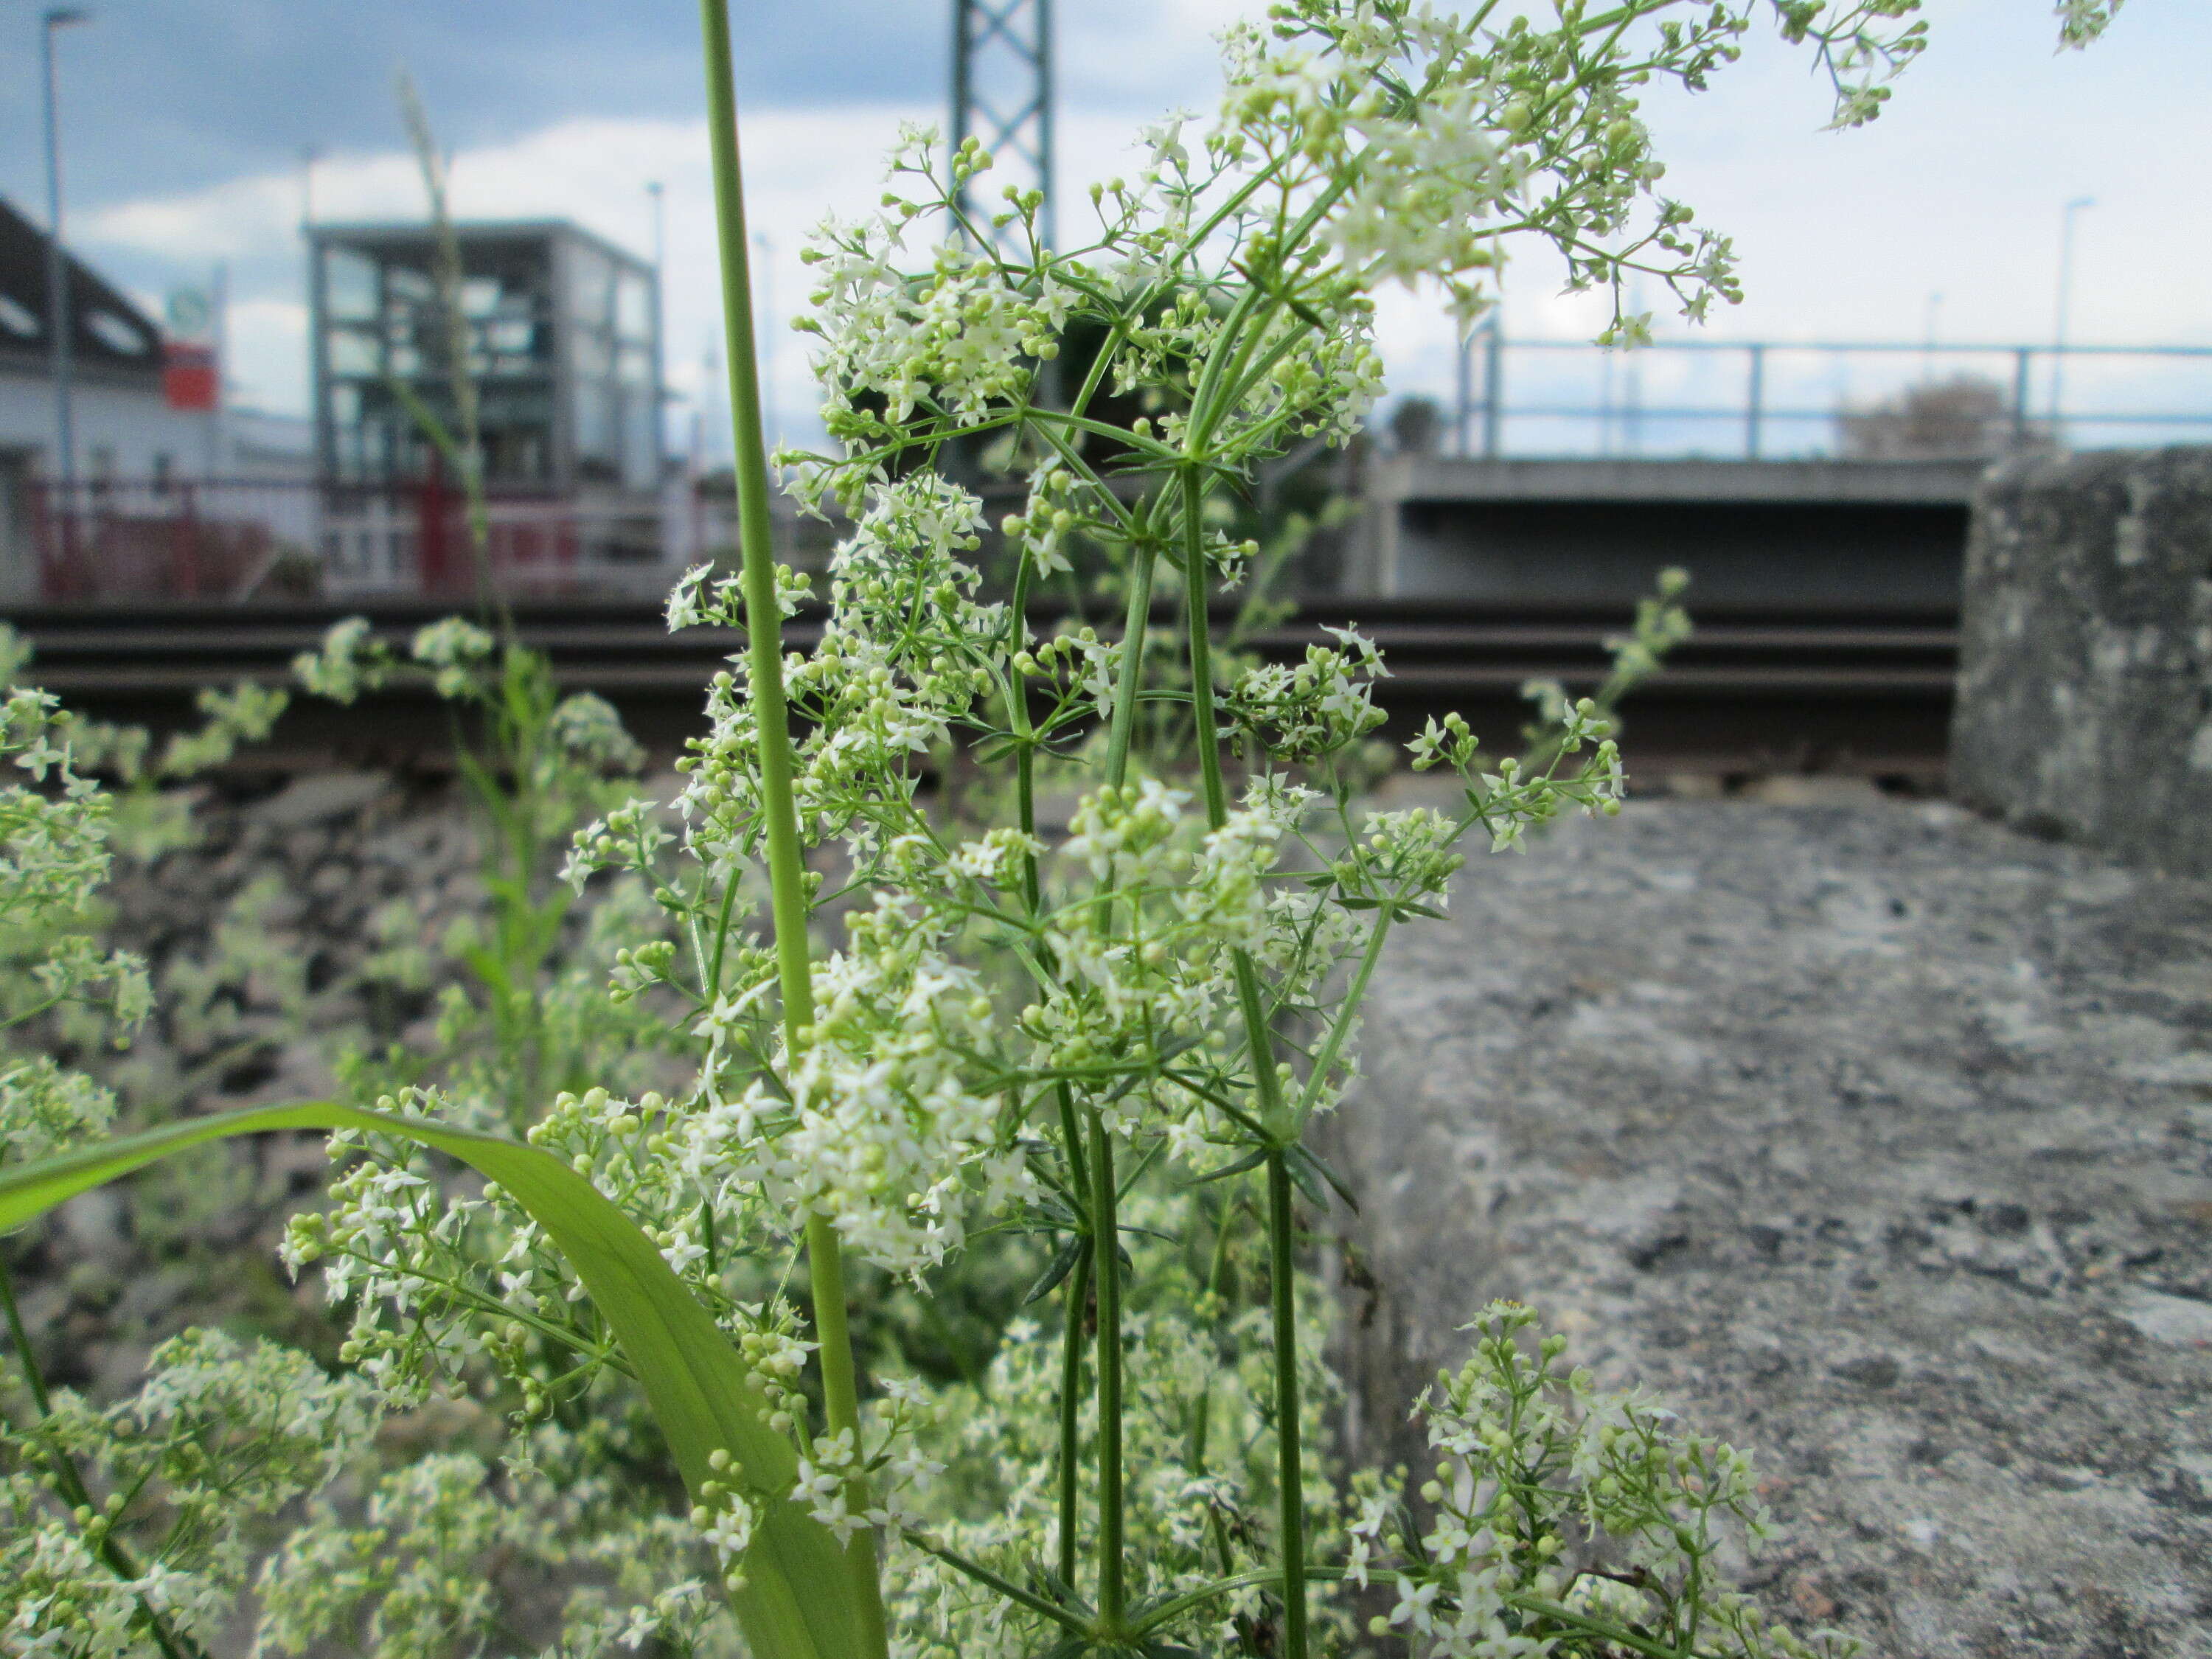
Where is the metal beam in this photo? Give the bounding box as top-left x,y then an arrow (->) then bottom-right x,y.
950,0 -> 1054,254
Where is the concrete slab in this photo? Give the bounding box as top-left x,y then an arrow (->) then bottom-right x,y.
1326,798 -> 2212,1658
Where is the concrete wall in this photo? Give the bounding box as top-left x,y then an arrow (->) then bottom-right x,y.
1952,446 -> 2212,875
1346,455 -> 1986,610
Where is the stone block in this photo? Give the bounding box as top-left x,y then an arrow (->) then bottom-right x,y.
1952,445 -> 2212,875
1326,799 -> 2212,1658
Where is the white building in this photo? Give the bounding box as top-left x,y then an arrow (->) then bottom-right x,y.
0,196 -> 308,599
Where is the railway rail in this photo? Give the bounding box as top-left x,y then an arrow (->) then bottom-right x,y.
0,597 -> 1957,782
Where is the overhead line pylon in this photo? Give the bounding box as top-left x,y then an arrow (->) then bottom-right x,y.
950,0 -> 1054,256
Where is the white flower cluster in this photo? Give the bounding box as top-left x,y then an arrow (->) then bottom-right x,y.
0,1331 -> 381,1659
1000,466 -> 1099,580
0,1057 -> 116,1164
796,1378 -> 943,1548
0,687 -> 153,1119
613,473 -> 1004,894
796,128 -> 1072,468
685,890 -> 1020,1279
1226,625 -> 1391,762
154,681 -> 290,777
2056,0 -> 2125,49
665,558 -> 814,629
410,616 -> 496,698
1604,564 -> 1695,680
257,1436 -> 733,1659
1014,627 -> 1122,726
691,1447 -> 762,1593
1024,779 -> 1291,1124
291,614 -> 389,705
1346,1301 -> 1853,1659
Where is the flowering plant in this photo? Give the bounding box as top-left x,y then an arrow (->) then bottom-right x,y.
0,2 -> 2124,1658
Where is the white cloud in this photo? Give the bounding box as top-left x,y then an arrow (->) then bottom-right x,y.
80,107 -> 935,436
70,0 -> 2208,454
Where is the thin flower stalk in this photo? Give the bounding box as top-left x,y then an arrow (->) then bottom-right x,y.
698,1 -> 886,1652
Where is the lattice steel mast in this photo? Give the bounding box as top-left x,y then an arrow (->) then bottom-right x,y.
950,0 -> 1054,253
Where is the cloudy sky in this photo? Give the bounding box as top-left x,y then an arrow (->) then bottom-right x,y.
3,0 -> 2200,455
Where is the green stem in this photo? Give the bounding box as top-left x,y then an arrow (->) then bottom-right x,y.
0,1256 -> 52,1418
698,5 -> 886,1655
1179,467 -> 1231,826
1003,544 -> 1045,914
1293,913 -> 1393,1119
1104,541 -> 1160,790
1178,469 -> 1291,1135
1129,1565 -> 1347,1641
1054,1240 -> 1093,1589
1085,1108 -> 1127,1632
1004,540 -> 1102,1590
1264,1150 -> 1312,1659
905,1533 -> 1096,1638
1179,462 -> 1307,1659
1077,496 -> 1170,1635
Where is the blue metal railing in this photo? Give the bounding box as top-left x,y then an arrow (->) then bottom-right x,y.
1449,333 -> 2212,460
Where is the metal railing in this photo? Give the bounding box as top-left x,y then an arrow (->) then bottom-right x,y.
17,479 -> 714,604
1450,333 -> 2212,461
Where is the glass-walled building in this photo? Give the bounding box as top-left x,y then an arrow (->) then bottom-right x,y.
308,220 -> 661,495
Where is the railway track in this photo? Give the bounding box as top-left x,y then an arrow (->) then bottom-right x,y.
0,597 -> 1957,780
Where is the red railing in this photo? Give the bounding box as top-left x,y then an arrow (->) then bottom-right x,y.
24,476 -> 693,602
29,480 -> 305,601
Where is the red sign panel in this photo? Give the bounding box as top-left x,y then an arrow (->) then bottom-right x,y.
162,342 -> 218,411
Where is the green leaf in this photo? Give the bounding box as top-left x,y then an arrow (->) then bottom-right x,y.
1189,1149 -> 1267,1186
1287,1143 -> 1360,1214
1389,902 -> 1447,922
459,944 -> 510,997
1020,1233 -> 1087,1307
1281,1145 -> 1332,1211
0,1104 -> 872,1659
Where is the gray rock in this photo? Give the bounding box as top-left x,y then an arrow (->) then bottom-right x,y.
1326,799 -> 2212,1659
1952,445 -> 2212,877
243,771 -> 392,832
55,1186 -> 131,1268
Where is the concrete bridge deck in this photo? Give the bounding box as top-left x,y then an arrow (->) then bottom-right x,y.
1347,456 -> 1992,611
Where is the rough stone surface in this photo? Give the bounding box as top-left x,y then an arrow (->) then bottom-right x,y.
1326,798 -> 2212,1659
1952,445 -> 2212,877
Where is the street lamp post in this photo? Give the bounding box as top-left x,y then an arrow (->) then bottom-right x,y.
41,7 -> 90,508
2049,195 -> 2095,434
646,180 -> 667,473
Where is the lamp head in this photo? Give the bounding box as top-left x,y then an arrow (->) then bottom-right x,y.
44,8 -> 91,29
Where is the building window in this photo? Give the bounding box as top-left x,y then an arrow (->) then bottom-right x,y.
86,310 -> 150,355
325,247 -> 378,322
